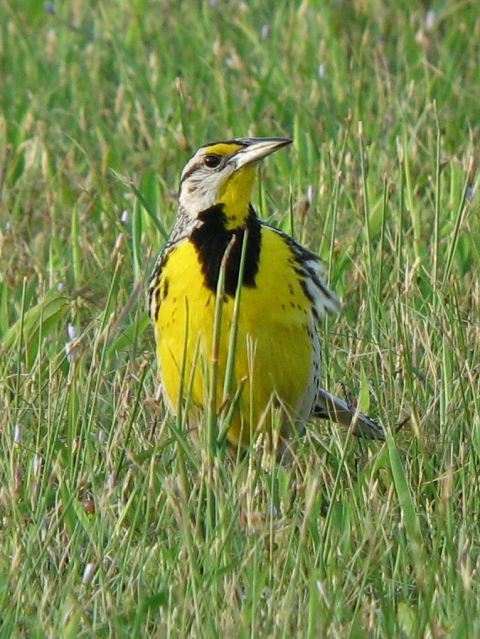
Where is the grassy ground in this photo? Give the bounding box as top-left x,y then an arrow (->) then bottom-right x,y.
1,0 -> 479,636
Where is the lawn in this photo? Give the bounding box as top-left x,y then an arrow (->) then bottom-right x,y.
1,1 -> 479,637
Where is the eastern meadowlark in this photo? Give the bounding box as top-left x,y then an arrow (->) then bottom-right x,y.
148,137 -> 384,449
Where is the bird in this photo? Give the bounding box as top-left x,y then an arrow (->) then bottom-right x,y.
148,137 -> 384,450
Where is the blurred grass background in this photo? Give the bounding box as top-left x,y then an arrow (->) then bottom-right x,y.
0,0 -> 479,637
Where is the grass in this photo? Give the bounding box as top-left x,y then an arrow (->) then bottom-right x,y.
1,0 -> 479,636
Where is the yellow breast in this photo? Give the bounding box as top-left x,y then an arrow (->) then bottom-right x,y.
153,226 -> 316,447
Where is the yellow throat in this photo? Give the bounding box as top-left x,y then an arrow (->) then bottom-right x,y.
218,164 -> 256,229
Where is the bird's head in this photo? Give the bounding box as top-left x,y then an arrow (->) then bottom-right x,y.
178,137 -> 291,229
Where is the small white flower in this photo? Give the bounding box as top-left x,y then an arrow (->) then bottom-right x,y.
67,323 -> 77,340
33,455 -> 42,476
307,185 -> 314,203
14,423 -> 22,445
425,9 -> 435,31
82,563 -> 95,585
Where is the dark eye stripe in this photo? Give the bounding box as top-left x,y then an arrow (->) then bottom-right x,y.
181,155 -> 226,183
181,161 -> 204,183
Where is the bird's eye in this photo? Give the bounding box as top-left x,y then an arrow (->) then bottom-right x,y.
204,154 -> 221,168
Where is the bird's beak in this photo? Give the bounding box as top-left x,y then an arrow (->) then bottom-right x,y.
229,137 -> 292,170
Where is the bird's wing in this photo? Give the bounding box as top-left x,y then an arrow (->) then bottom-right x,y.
148,240 -> 177,322
264,224 -> 341,318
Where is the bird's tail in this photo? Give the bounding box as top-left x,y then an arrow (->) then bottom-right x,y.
314,387 -> 385,440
